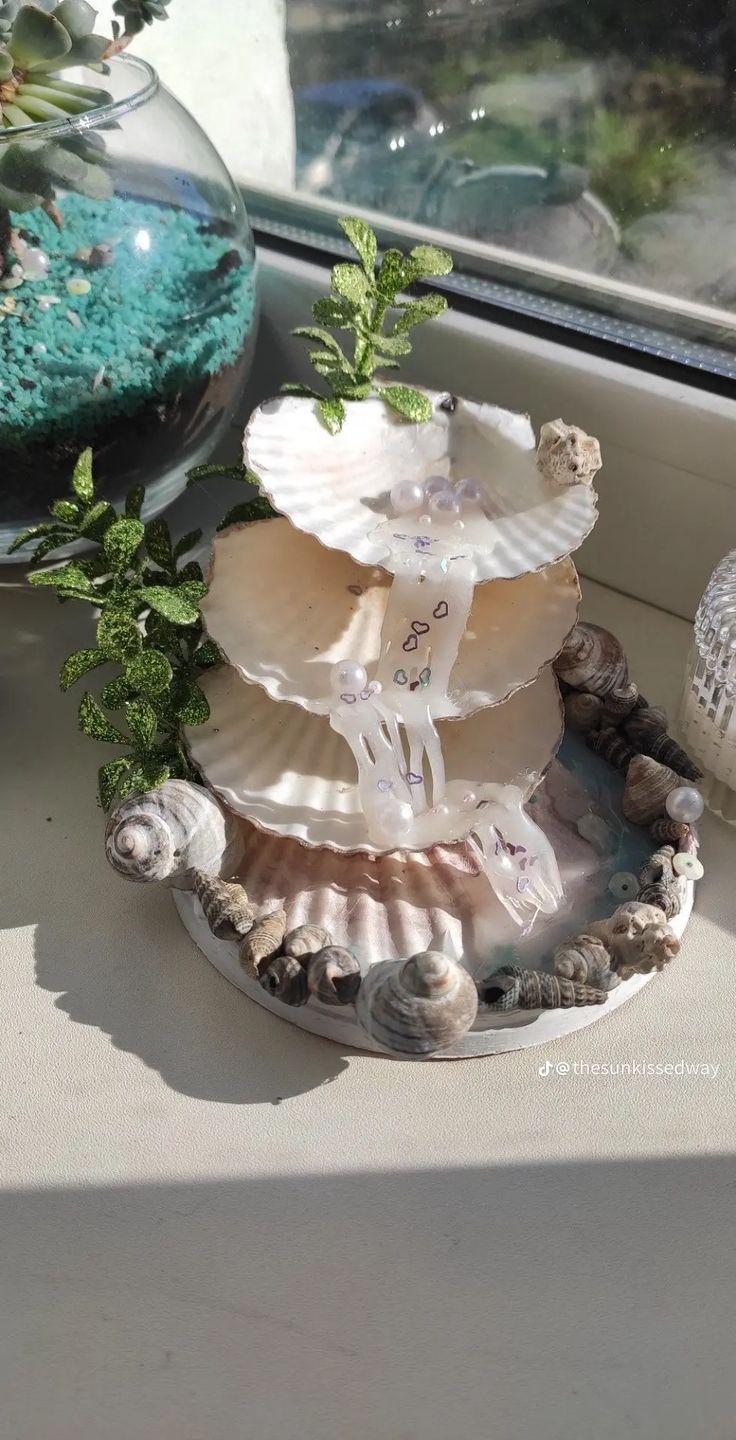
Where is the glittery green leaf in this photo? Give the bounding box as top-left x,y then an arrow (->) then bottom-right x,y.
97,607 -> 143,661
140,585 -> 202,626
186,462 -> 252,487
29,562 -> 94,594
103,517 -> 145,573
173,678 -> 210,726
59,648 -> 107,691
377,385 -> 433,424
125,758 -> 171,795
125,649 -> 172,696
144,517 -> 174,573
216,495 -> 277,531
51,499 -> 81,524
193,638 -> 222,670
7,523 -> 64,555
173,530 -> 202,562
372,334 -> 412,357
71,448 -> 94,503
410,244 -> 453,278
28,533 -> 71,563
125,697 -> 158,748
332,262 -> 372,306
176,561 -> 204,586
392,294 -> 448,333
79,500 -> 116,542
100,675 -> 132,709
339,216 -> 377,275
311,296 -> 356,328
98,756 -> 132,810
125,485 -> 145,519
79,692 -> 128,744
317,396 -> 346,435
280,382 -> 323,399
377,249 -> 418,298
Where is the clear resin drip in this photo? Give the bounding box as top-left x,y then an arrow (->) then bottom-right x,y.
677,548 -> 736,823
328,525 -> 563,923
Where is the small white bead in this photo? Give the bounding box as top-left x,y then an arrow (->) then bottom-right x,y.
424,473 -> 451,497
672,852 -> 704,880
609,871 -> 639,901
461,789 -> 478,808
372,797 -> 414,844
330,658 -> 368,696
665,785 -> 705,823
390,480 -> 425,515
22,246 -> 50,281
428,490 -> 461,523
455,477 -> 484,508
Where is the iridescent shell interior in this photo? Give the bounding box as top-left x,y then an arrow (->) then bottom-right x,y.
243,390 -> 598,582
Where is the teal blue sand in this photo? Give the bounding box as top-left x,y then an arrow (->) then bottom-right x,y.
1,193 -> 256,448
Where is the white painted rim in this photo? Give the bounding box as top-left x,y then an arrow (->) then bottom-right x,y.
173,882 -> 693,1060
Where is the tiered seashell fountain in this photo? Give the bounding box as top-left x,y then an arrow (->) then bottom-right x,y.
105,391 -> 702,1057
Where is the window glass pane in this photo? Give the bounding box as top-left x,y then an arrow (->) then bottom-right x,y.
138,1 -> 736,372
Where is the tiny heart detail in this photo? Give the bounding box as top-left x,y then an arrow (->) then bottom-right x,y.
340,692 -> 357,704
403,634 -> 418,652
377,779 -> 393,793
406,772 -> 423,786
393,669 -> 408,685
411,620 -> 430,635
433,600 -> 449,619
516,876 -> 531,893
360,683 -> 379,699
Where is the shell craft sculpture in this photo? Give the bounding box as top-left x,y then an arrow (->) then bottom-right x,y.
99,240 -> 702,1059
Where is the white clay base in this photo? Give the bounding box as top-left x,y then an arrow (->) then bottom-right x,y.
173,883 -> 693,1060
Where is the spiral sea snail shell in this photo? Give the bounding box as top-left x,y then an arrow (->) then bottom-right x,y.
355,951 -> 478,1056
104,780 -> 244,890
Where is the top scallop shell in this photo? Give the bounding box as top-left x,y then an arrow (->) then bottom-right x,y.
244,391 -> 599,582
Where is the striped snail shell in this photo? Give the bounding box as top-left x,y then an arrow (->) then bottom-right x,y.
259,953 -> 308,1007
599,682 -> 640,726
564,691 -> 604,733
307,946 -> 362,1006
355,951 -> 478,1056
553,623 -> 628,698
480,965 -> 607,1010
239,908 -> 287,978
553,935 -> 619,989
622,755 -> 685,825
283,925 -> 332,964
623,710 -> 702,782
104,780 -> 244,890
191,869 -> 255,941
650,817 -> 690,847
638,846 -> 686,920
587,726 -> 636,776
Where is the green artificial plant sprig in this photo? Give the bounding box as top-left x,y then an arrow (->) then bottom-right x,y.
11,448 -> 219,809
286,216 -> 453,434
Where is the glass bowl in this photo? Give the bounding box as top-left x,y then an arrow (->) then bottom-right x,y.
0,55 -> 257,558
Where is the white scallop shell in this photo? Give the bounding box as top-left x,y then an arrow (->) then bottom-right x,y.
204,519 -> 580,718
244,391 -> 598,582
185,662 -> 563,853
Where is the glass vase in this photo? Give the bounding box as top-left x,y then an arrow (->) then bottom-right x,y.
0,55 -> 257,558
677,549 -> 736,823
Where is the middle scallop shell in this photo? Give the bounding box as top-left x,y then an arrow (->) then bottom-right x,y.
185,662 -> 564,853
204,519 -> 580,719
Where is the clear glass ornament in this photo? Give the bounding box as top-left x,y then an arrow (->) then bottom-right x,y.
677,549 -> 736,823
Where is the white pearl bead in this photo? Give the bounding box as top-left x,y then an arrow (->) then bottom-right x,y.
428,490 -> 461,523
330,658 -> 368,696
609,871 -> 639,901
665,785 -> 705,823
390,480 -> 425,515
22,246 -> 50,281
672,852 -> 704,880
372,798 -> 414,844
424,473 -> 452,497
461,789 -> 478,808
456,477 -> 484,508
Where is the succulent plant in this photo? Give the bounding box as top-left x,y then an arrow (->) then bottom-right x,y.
0,1 -> 171,266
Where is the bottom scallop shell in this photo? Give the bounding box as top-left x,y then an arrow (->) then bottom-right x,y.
186,662 -> 564,854
174,736 -> 694,1056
